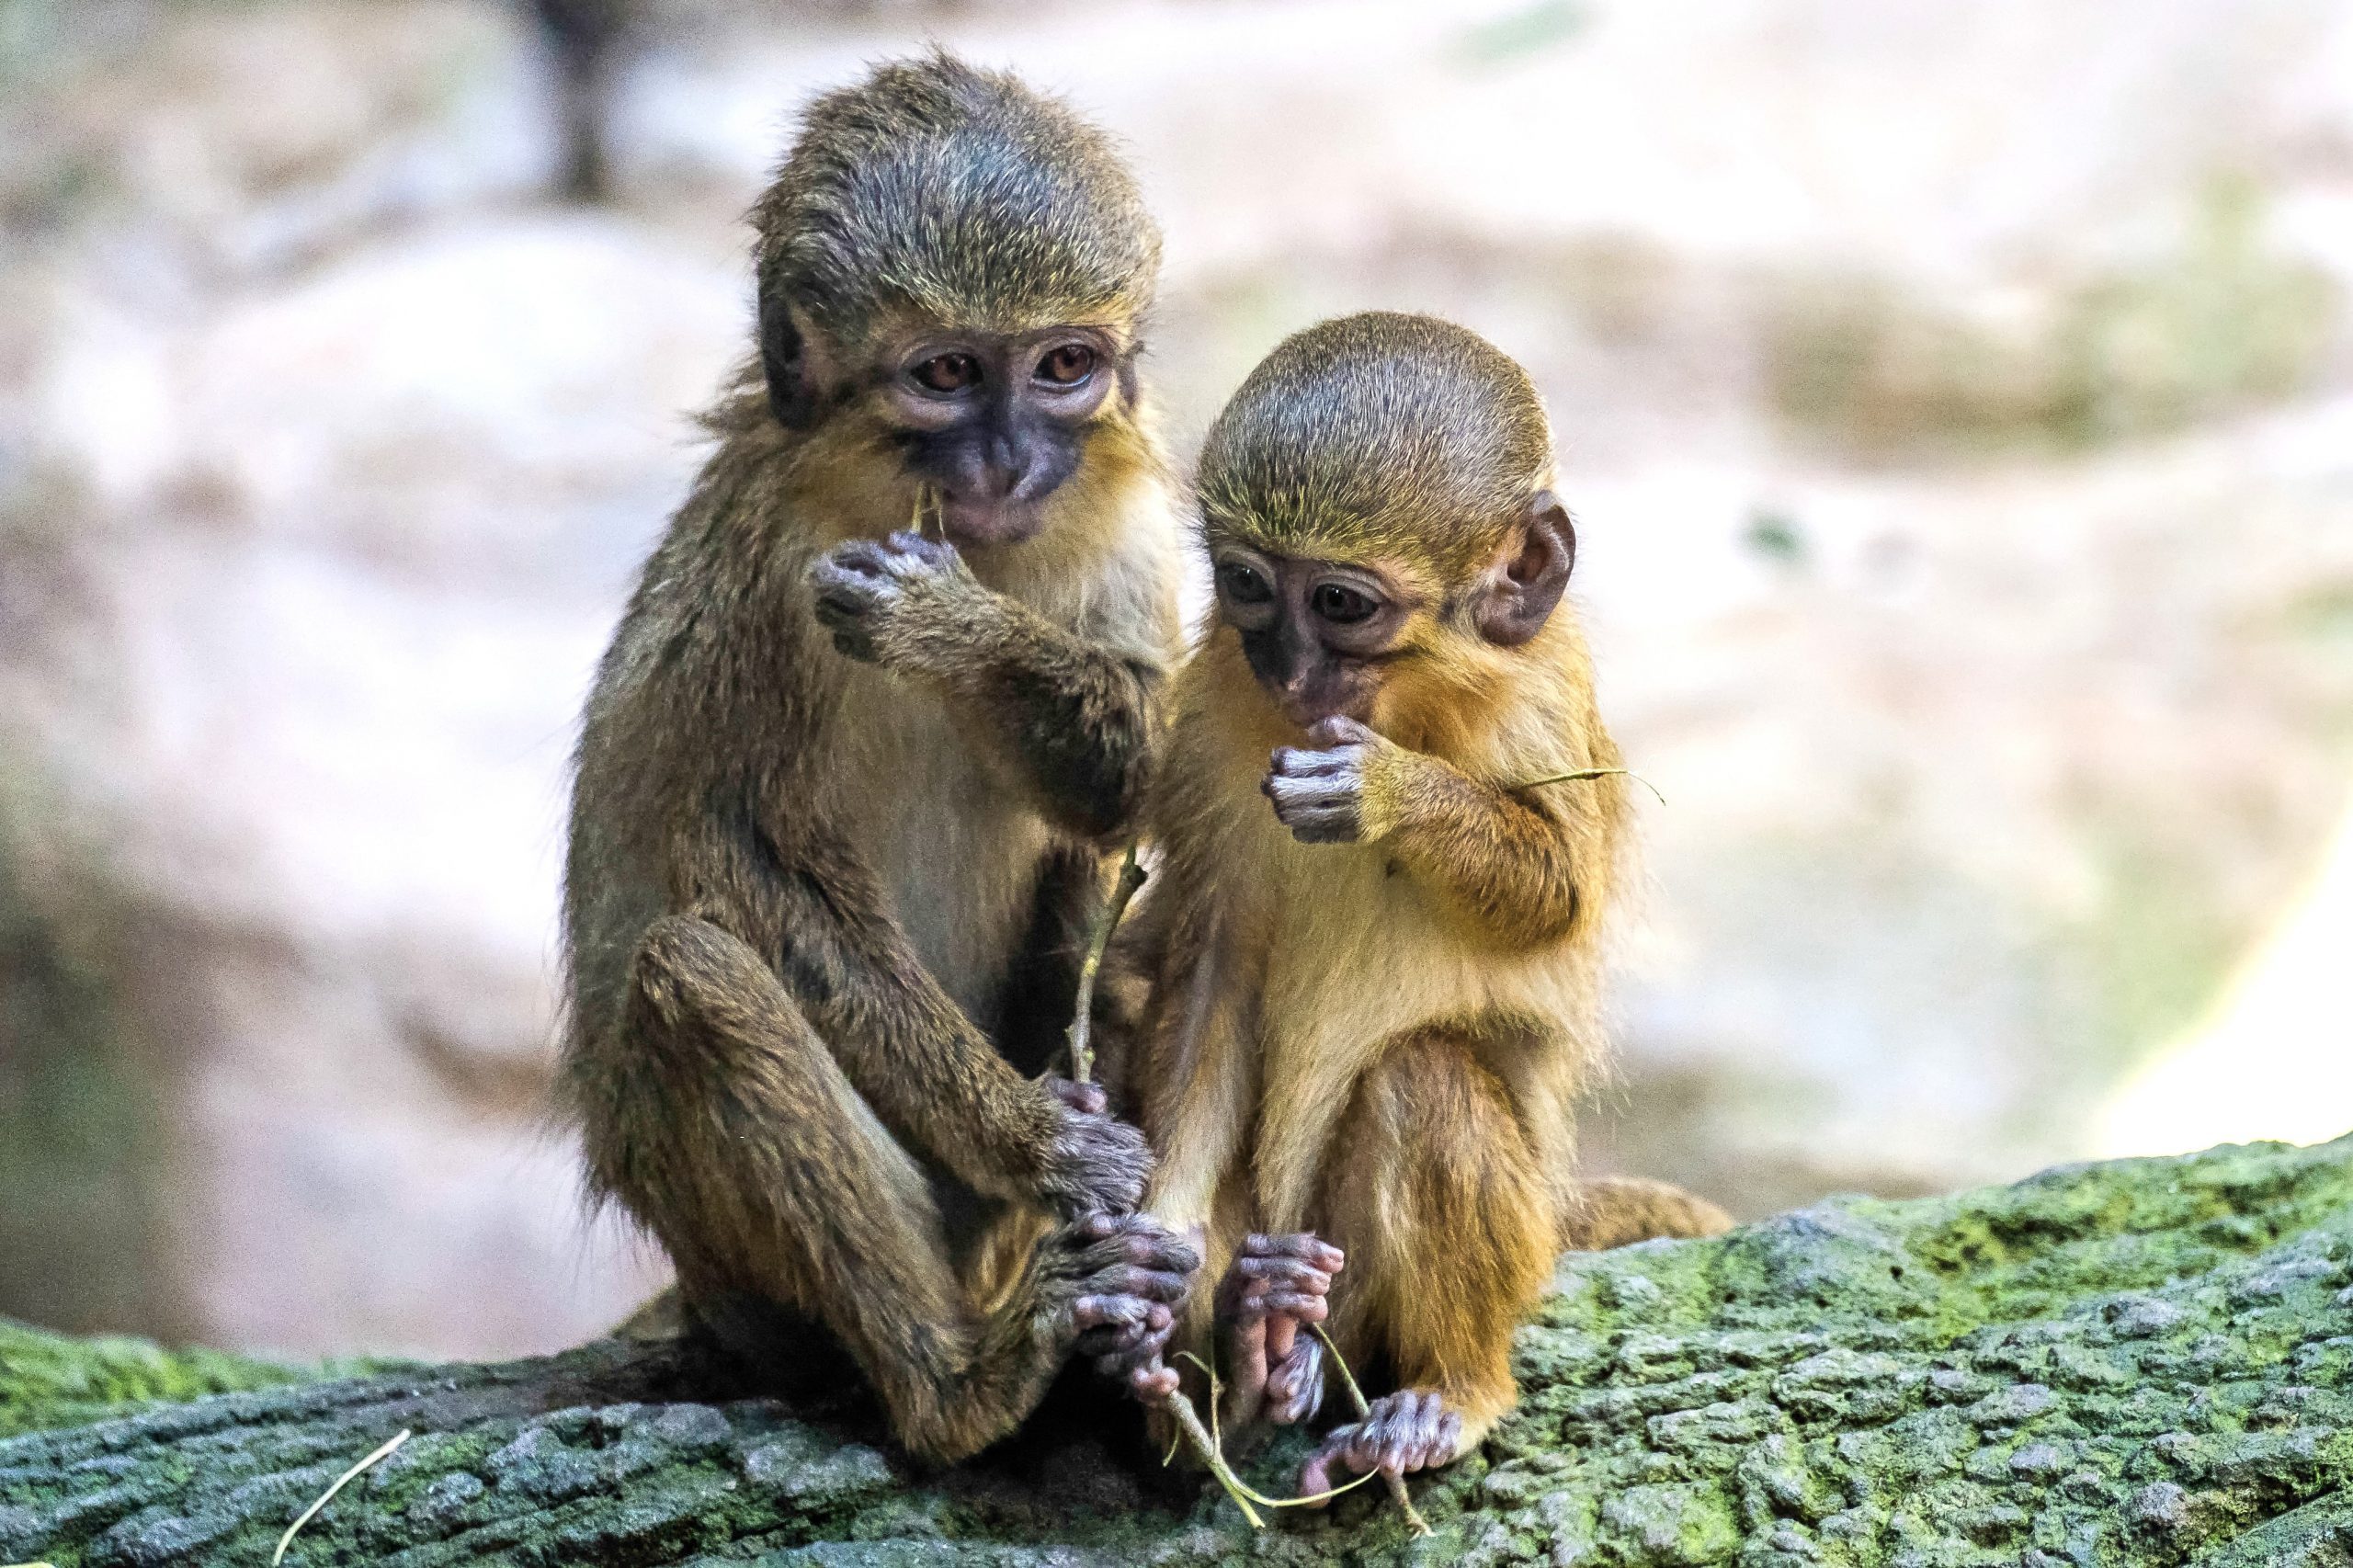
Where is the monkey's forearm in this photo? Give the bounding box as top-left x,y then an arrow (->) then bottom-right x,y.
885,585 -> 1163,840
1361,750 -> 1590,946
693,824 -> 1062,1201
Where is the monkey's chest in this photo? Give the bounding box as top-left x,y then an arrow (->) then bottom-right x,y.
836,670 -> 1055,1031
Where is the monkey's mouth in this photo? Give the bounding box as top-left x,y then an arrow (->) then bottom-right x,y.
1267,680 -> 1377,732
937,494 -> 1048,548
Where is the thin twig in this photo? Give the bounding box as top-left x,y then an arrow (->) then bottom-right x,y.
1516,766 -> 1666,806
1310,1324 -> 1434,1537
1168,1353 -> 1265,1527
1065,842 -> 1146,1085
273,1427 -> 412,1565
1161,1351 -> 1374,1525
912,483 -> 945,542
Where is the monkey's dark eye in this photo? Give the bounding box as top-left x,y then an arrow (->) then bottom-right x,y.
1036,344 -> 1097,386
1217,561 -> 1273,606
912,353 -> 982,393
1311,582 -> 1379,624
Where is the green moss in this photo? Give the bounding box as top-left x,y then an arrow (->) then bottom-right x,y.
0,1318 -> 310,1438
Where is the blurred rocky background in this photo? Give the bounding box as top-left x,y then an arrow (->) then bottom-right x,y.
1,0 -> 2348,1360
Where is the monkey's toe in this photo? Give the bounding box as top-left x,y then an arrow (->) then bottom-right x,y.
1300,1389 -> 1464,1495
1264,1336 -> 1324,1426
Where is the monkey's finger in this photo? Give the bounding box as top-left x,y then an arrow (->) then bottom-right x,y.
818,540 -> 892,576
1260,1292 -> 1330,1323
1128,1362 -> 1180,1401
1299,1429 -> 1361,1500
1097,1216 -> 1200,1277
1267,746 -> 1361,780
884,528 -> 960,569
1424,1408 -> 1464,1471
1284,812 -> 1363,845
1267,1339 -> 1324,1426
1078,1319 -> 1149,1349
810,572 -> 897,626
1231,1256 -> 1334,1294
1076,1307 -> 1171,1359
1308,716 -> 1377,749
1095,1266 -> 1193,1304
1244,1233 -> 1347,1272
1046,1077 -> 1108,1114
1072,1293 -> 1153,1328
1115,1224 -> 1195,1280
1264,775 -> 1360,813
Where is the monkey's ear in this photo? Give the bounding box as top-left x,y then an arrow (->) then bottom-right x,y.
760,297 -> 820,430
1473,490 -> 1575,647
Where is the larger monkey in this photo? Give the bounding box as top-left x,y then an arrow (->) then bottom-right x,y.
563,56 -> 1195,1464
1109,312 -> 1728,1489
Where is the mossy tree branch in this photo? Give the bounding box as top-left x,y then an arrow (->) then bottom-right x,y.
6,1134 -> 2353,1564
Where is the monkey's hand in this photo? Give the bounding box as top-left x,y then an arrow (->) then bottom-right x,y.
808,529 -> 989,668
1264,717 -> 1413,844
1033,1075 -> 1154,1219
1215,1232 -> 1343,1429
1299,1389 -> 1465,1497
1052,1212 -> 1199,1402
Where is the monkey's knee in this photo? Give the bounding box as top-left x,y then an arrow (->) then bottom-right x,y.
626,914 -> 779,1028
1323,1035 -> 1555,1385
1561,1176 -> 1733,1253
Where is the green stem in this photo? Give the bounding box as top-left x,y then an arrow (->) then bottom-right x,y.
1065,843 -> 1145,1085
1515,766 -> 1666,806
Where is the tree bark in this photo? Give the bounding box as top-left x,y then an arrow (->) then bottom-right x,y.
6,1133 -> 2353,1565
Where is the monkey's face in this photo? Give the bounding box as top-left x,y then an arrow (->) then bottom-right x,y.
1211,544 -> 1419,731
869,325 -> 1127,547
1209,492 -> 1575,733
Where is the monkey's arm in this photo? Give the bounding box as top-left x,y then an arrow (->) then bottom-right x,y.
688,808 -> 1149,1218
1266,718 -> 1600,948
811,533 -> 1163,839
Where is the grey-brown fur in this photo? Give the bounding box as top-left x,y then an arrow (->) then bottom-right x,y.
560,54 -> 1191,1465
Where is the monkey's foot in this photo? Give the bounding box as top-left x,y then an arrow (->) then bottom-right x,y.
1298,1388 -> 1465,1496
1263,1332 -> 1324,1426
1213,1232 -> 1343,1427
1060,1212 -> 1199,1401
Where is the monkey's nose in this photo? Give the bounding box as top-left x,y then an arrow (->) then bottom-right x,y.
966,459 -> 1020,502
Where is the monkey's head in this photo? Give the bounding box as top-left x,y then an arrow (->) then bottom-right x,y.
1195,312 -> 1574,734
753,53 -> 1162,549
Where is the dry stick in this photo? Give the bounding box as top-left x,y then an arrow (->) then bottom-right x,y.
1164,1371 -> 1267,1528
272,1427 -> 412,1565
913,483 -> 945,543
1516,765 -> 1666,806
1311,1324 -> 1434,1538
1065,843 -> 1146,1086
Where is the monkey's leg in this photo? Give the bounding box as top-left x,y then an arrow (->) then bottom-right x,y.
1561,1176 -> 1733,1252
1302,1029 -> 1554,1491
594,915 -> 1192,1463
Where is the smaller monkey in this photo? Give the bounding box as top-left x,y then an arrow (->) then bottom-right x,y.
1106,312 -> 1730,1491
